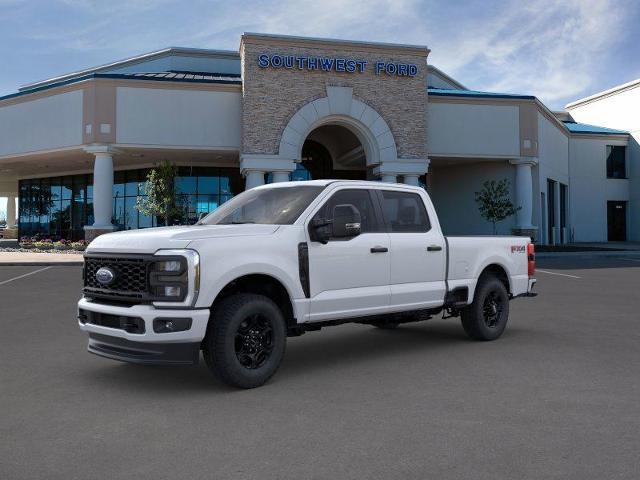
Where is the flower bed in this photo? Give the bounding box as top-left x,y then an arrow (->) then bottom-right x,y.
18,237 -> 87,252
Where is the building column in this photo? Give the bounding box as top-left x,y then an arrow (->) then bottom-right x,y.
374,158 -> 429,186
84,145 -> 117,241
244,170 -> 265,190
271,171 -> 290,183
6,195 -> 16,229
381,174 -> 397,183
509,157 -> 538,240
403,174 -> 420,187
240,154 -> 295,191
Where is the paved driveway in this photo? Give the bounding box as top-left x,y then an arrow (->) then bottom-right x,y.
1,257 -> 639,479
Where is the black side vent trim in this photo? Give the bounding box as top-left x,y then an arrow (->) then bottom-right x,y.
298,242 -> 310,298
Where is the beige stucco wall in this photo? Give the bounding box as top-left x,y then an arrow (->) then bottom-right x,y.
567,86 -> 640,241
569,136 -> 630,242
240,36 -> 428,160
0,90 -> 83,157
116,86 -> 242,148
427,101 -> 520,157
429,161 -> 517,235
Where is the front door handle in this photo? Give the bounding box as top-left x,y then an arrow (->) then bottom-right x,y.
427,245 -> 443,252
370,246 -> 388,253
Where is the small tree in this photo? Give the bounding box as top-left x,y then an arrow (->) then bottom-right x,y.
136,161 -> 182,226
474,179 -> 520,234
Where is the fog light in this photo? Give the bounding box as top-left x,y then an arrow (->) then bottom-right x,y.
153,318 -> 192,333
163,286 -> 182,297
157,260 -> 182,272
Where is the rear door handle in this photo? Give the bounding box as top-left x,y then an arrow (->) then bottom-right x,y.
370,246 -> 388,253
427,245 -> 443,252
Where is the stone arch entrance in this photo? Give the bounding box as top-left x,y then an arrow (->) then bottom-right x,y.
278,86 -> 398,169
299,124 -> 367,180
240,85 -> 429,188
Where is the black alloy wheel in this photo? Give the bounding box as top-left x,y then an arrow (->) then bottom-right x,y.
203,293 -> 287,389
482,290 -> 504,328
460,274 -> 510,341
235,314 -> 274,369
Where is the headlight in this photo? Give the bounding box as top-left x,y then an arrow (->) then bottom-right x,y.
156,260 -> 182,272
151,250 -> 200,307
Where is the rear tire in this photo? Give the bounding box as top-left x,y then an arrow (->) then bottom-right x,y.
203,293 -> 286,389
461,275 -> 510,341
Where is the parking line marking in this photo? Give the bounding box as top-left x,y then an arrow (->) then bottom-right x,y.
0,266 -> 52,286
536,269 -> 581,279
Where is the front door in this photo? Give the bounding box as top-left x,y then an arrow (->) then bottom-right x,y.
607,201 -> 627,241
306,188 -> 390,322
377,189 -> 447,310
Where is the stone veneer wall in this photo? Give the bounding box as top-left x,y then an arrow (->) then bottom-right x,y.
240,37 -> 428,160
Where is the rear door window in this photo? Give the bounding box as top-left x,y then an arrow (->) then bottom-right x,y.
379,190 -> 431,233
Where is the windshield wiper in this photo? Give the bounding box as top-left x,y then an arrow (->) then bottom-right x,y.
230,220 -> 256,224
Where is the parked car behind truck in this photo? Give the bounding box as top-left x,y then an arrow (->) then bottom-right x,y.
78,180 -> 537,388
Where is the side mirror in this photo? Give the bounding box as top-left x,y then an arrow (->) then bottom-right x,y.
332,204 -> 362,238
309,217 -> 331,244
196,212 -> 207,224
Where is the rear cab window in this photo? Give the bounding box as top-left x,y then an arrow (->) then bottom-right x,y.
379,190 -> 431,233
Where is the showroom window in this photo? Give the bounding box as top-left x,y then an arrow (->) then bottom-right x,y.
606,145 -> 626,179
18,166 -> 242,240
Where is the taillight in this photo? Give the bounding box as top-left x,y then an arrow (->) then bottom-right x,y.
527,243 -> 535,277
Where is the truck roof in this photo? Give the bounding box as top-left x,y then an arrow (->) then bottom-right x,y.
254,179 -> 424,191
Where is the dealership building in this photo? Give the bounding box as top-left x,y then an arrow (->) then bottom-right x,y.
0,33 -> 637,243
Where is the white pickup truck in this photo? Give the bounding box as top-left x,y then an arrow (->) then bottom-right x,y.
78,180 -> 536,388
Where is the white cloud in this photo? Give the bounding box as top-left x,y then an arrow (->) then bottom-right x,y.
426,0 -> 631,107
3,0 -> 636,108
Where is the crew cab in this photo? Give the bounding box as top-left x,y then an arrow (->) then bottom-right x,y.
78,180 -> 536,388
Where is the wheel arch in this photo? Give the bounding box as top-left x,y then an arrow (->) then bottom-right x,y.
210,273 -> 296,328
478,263 -> 511,295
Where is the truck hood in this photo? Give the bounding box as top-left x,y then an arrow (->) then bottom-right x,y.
86,224 -> 280,254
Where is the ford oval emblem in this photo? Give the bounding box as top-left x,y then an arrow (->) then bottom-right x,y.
95,267 -> 116,285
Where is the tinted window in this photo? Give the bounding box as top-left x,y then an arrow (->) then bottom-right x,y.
380,190 -> 430,233
606,145 -> 626,179
315,189 -> 380,233
202,186 -> 324,225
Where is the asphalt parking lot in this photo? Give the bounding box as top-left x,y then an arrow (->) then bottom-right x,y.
1,256 -> 639,479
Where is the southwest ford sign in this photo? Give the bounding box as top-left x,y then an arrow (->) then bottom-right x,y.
257,54 -> 418,77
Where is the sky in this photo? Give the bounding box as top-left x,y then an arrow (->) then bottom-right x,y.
1,0 -> 640,215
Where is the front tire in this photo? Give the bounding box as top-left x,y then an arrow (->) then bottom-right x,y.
203,294 -> 286,389
460,275 -> 510,341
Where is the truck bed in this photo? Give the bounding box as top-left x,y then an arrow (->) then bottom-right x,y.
445,235 -> 532,300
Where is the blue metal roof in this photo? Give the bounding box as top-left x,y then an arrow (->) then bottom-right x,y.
0,71 -> 242,102
562,121 -> 628,135
428,87 -> 535,100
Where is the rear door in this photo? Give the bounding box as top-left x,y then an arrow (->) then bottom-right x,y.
377,189 -> 446,310
306,188 -> 391,321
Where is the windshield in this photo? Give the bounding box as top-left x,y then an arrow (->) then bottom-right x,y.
200,185 -> 325,225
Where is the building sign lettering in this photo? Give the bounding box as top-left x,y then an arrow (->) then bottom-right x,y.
257,54 -> 418,77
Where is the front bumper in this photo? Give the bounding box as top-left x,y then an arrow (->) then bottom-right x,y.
78,297 -> 210,365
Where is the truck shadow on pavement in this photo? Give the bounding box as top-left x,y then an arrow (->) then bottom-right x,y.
79,320 -> 536,392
